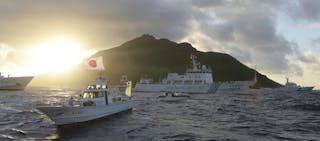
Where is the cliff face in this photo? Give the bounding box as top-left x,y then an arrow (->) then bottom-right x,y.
30,34 -> 281,88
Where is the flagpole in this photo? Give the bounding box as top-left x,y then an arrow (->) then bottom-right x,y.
99,69 -> 102,79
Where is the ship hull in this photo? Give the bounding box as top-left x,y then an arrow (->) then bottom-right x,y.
133,83 -> 219,94
276,86 -> 314,92
133,84 -> 167,92
0,76 -> 33,90
298,87 -> 314,91
37,100 -> 133,125
215,80 -> 256,94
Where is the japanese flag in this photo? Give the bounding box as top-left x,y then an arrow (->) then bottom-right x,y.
85,56 -> 105,70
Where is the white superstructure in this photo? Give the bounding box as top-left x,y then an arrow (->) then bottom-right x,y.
37,76 -> 133,126
0,72 -> 33,90
133,55 -> 219,94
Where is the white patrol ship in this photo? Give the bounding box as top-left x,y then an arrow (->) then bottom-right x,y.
133,55 -> 219,94
0,72 -> 33,90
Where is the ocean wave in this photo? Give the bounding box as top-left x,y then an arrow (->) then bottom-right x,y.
1,89 -> 320,140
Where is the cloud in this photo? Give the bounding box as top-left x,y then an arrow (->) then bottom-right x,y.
0,43 -> 15,59
296,51 -> 317,63
295,0 -> 320,21
0,0 -> 318,79
312,38 -> 320,47
195,0 -> 295,73
0,0 -> 196,48
191,0 -> 225,8
311,38 -> 320,55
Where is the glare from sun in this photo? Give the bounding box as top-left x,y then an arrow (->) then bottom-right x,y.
27,37 -> 96,74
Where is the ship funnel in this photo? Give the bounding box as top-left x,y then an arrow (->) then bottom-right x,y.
202,65 -> 207,70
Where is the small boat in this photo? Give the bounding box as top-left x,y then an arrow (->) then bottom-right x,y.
37,76 -> 133,126
158,92 -> 190,102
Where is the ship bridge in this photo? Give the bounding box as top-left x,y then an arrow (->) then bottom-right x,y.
162,54 -> 213,85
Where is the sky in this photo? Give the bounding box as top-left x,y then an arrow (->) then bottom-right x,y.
0,0 -> 320,89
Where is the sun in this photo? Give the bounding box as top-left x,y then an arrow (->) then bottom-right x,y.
27,37 -> 96,74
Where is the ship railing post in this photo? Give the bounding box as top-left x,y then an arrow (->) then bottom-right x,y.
105,91 -> 108,105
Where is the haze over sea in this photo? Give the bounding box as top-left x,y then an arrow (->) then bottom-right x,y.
0,88 -> 320,141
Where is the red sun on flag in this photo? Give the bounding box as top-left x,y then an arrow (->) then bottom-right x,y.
89,59 -> 97,68
85,56 -> 104,70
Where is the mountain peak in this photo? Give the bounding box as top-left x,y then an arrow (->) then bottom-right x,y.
120,34 -> 157,47
120,34 -> 195,51
140,34 -> 156,40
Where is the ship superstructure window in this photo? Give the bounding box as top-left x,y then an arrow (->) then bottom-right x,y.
82,92 -> 99,98
174,80 -> 183,84
87,85 -> 96,89
112,97 -> 121,102
184,80 -> 193,84
195,80 -> 202,84
92,92 -> 98,98
83,93 -> 89,98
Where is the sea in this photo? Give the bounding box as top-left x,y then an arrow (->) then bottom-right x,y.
0,88 -> 320,141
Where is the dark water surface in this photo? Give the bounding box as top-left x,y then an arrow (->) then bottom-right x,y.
0,88 -> 320,141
